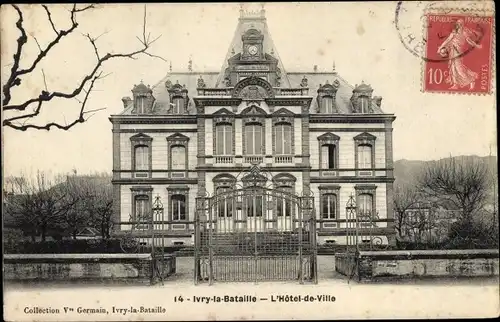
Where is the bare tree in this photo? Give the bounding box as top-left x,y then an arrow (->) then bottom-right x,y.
393,184 -> 421,240
4,171 -> 77,241
63,173 -> 113,239
2,4 -> 165,131
418,157 -> 490,224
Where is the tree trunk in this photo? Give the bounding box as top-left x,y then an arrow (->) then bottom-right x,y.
40,219 -> 48,242
72,230 -> 77,239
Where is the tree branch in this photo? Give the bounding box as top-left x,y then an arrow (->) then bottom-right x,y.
2,4 -> 166,132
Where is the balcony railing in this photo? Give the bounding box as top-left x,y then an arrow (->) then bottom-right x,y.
197,88 -> 233,96
215,156 -> 234,164
244,155 -> 263,164
274,155 -> 293,164
274,88 -> 309,96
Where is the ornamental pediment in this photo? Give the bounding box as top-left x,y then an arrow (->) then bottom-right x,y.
272,108 -> 294,116
354,132 -> 376,141
166,132 -> 189,142
130,133 -> 152,142
241,105 -> 267,116
318,132 -> 340,142
213,108 -> 235,116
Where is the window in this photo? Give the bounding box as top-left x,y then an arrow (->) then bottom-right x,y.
276,187 -> 292,217
171,195 -> 186,221
172,97 -> 184,114
274,124 -> 292,155
136,97 -> 146,114
134,145 -> 149,170
357,144 -> 372,169
321,96 -> 334,113
360,97 -> 369,113
358,193 -> 373,216
134,195 -> 150,225
321,194 -> 337,219
216,187 -> 233,218
171,146 -> 186,170
245,124 -> 263,155
246,195 -> 263,217
321,144 -> 336,169
215,124 -> 233,155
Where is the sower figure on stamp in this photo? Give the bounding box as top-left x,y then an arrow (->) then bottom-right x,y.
437,19 -> 483,90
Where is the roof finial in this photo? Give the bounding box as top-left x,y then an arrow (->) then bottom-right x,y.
169,61 -> 172,72
188,57 -> 193,72
239,3 -> 244,17
332,60 -> 336,72
313,65 -> 318,73
260,3 -> 266,17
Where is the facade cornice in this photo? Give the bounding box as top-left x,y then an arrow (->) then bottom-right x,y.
109,116 -> 197,124
112,178 -> 198,185
309,114 -> 396,123
310,177 -> 395,183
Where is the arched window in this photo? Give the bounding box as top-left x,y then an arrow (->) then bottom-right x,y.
215,124 -> 233,155
171,194 -> 186,221
172,97 -> 184,114
216,187 -> 233,218
134,195 -> 150,225
358,193 -> 373,216
321,193 -> 337,219
321,96 -> 334,113
134,145 -> 149,170
274,123 -> 292,155
276,186 -> 293,217
321,144 -> 336,169
357,144 -> 372,169
171,145 -> 186,170
246,193 -> 264,217
245,124 -> 263,155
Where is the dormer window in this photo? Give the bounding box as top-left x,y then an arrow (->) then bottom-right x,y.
351,82 -> 374,114
136,97 -> 146,114
172,97 -> 184,114
167,82 -> 189,115
321,96 -> 334,113
131,82 -> 154,115
317,80 -> 340,113
360,97 -> 369,113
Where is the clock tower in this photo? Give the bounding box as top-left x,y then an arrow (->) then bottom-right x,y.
241,29 -> 264,60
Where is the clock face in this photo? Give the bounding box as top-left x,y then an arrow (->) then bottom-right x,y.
248,45 -> 258,56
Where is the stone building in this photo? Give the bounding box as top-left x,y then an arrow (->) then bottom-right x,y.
109,8 -> 396,246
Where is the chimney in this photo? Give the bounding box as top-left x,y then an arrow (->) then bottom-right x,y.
121,97 -> 132,108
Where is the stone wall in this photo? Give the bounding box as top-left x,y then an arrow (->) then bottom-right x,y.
4,253 -> 176,284
335,249 -> 499,281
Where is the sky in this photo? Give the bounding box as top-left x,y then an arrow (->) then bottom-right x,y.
1,2 -> 497,178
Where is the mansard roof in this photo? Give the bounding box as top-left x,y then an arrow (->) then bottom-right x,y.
117,7 -> 385,116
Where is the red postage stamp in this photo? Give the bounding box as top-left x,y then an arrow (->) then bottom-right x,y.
423,13 -> 494,94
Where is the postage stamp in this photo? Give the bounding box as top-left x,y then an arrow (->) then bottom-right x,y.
423,12 -> 495,94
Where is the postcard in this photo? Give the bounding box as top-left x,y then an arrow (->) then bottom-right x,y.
2,1 -> 498,321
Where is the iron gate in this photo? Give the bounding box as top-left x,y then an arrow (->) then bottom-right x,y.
194,167 -> 317,284
345,194 -> 388,252
117,195 -> 170,284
